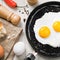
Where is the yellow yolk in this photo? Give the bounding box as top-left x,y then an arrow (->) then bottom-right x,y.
38,26 -> 50,38
53,21 -> 60,32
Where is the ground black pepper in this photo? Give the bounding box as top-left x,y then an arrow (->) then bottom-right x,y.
23,18 -> 26,22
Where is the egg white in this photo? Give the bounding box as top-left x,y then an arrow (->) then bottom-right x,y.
33,12 -> 60,47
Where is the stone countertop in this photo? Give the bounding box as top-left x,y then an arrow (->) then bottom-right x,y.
0,0 -> 60,60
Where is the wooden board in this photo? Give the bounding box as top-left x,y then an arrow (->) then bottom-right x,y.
0,18 -> 22,60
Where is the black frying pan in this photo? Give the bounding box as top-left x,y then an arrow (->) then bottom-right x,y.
26,1 -> 60,57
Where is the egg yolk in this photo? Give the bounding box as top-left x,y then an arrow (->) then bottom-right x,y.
53,21 -> 60,32
38,26 -> 50,38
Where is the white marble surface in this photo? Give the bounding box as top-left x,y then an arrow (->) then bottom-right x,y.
0,0 -> 60,60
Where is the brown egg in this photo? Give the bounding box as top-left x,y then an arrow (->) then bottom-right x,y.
0,45 -> 4,58
27,0 -> 38,6
0,22 -> 3,30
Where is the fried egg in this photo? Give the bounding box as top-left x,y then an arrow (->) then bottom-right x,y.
33,12 -> 60,47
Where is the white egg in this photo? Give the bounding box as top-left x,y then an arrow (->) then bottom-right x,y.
33,12 -> 60,47
13,42 -> 25,56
